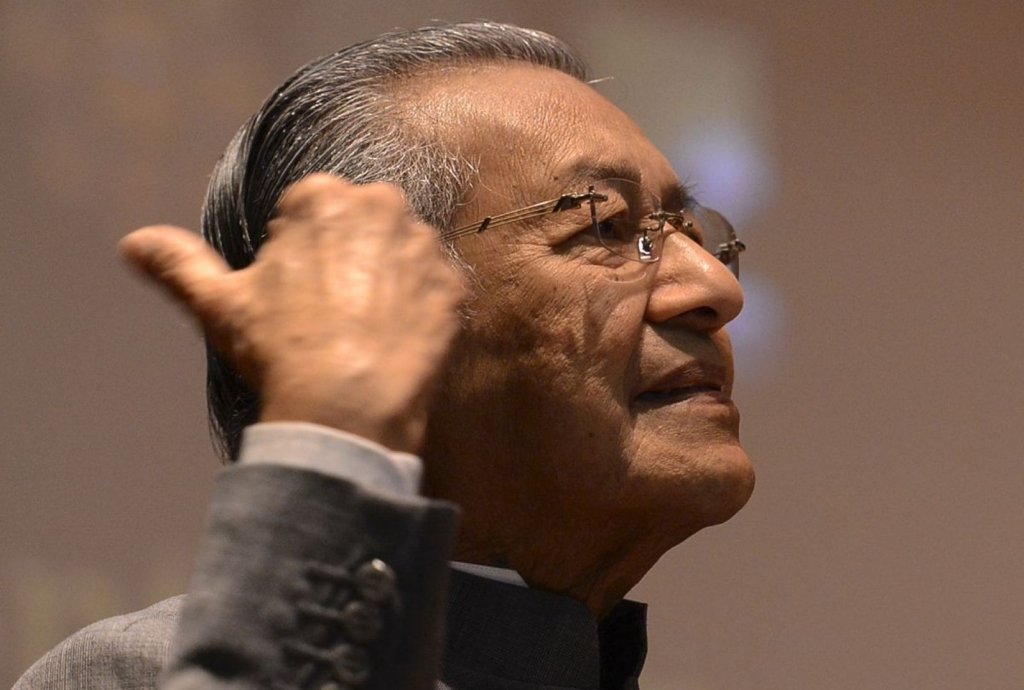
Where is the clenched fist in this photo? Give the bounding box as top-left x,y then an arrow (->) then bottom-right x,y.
119,174 -> 465,453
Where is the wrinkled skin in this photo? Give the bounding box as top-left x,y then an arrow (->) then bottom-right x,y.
119,62 -> 753,618
413,65 -> 753,614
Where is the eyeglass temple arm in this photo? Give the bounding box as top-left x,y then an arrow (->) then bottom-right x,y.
441,189 -> 608,242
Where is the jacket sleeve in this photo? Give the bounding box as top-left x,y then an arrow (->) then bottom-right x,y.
160,463 -> 459,690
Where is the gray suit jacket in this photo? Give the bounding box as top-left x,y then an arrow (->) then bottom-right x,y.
15,465 -> 647,690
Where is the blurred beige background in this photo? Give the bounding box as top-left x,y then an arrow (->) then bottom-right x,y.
2,1 -> 1022,688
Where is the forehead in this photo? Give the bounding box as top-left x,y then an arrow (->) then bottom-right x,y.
404,63 -> 679,207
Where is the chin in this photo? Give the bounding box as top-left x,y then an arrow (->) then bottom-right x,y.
699,445 -> 755,526
637,441 -> 755,537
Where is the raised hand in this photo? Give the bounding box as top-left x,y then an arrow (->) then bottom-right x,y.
118,174 -> 465,453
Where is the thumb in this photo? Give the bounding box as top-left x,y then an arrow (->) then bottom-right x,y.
119,225 -> 236,323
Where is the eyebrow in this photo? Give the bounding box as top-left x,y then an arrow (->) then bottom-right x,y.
559,161 -> 698,210
661,180 -> 698,212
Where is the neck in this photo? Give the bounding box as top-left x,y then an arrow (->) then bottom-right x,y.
453,519 -> 694,618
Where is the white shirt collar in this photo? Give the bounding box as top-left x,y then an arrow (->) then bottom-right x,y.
450,561 -> 527,587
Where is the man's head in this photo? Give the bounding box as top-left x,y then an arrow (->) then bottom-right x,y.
203,22 -> 753,612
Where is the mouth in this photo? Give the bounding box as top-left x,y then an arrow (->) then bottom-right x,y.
632,362 -> 731,406
634,384 -> 725,404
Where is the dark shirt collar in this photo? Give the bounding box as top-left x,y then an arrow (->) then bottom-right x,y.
442,569 -> 648,690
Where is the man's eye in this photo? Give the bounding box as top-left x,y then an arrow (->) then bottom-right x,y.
595,217 -> 634,243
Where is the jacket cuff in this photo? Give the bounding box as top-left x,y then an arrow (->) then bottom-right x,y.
239,422 -> 422,498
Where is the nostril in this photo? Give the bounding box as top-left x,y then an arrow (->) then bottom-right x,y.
690,306 -> 719,322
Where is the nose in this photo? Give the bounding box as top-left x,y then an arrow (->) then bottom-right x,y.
645,215 -> 744,330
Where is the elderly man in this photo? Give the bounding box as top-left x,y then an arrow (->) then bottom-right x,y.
16,21 -> 752,690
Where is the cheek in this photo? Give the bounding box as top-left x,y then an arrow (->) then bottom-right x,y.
426,261 -> 657,507
473,270 -> 649,460
482,266 -> 647,397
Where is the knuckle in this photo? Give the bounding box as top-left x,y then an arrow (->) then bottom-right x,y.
358,181 -> 406,207
276,173 -> 350,216
408,219 -> 437,239
311,197 -> 355,224
436,266 -> 466,299
411,223 -> 446,251
293,172 -> 348,194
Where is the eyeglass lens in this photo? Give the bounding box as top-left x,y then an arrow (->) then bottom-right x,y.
689,205 -> 743,277
586,179 -> 743,276
587,178 -> 665,263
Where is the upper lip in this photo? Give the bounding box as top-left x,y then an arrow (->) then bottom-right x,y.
634,361 -> 728,401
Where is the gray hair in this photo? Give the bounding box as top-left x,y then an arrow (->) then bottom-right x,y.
201,21 -> 589,461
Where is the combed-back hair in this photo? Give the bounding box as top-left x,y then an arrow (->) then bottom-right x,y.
201,21 -> 589,461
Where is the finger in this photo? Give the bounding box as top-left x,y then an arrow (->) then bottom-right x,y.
118,225 -> 235,320
272,173 -> 353,227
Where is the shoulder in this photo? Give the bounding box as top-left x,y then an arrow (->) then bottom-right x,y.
14,595 -> 186,690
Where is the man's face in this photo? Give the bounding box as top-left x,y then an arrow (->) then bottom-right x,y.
415,64 -> 754,585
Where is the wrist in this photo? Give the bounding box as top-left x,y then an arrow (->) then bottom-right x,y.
259,399 -> 424,454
